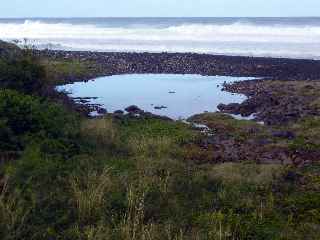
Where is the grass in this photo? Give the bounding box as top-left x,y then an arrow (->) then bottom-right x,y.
118,118 -> 196,144
2,114 -> 320,239
69,167 -> 113,224
188,112 -> 268,141
205,162 -> 284,185
81,117 -> 119,149
42,58 -> 95,85
128,136 -> 174,158
1,46 -> 320,239
0,177 -> 30,240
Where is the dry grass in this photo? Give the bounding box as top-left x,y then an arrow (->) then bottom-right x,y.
118,183 -> 186,240
81,117 -> 119,147
128,136 -> 174,158
68,224 -> 112,240
69,167 -> 113,224
0,177 -> 30,239
206,162 -> 284,185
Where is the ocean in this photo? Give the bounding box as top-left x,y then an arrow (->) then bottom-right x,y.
0,17 -> 320,59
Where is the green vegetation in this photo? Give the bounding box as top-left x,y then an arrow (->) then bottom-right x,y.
288,117 -> 320,151
0,89 -> 79,153
43,58 -> 95,85
0,42 -> 319,239
0,53 -> 46,94
0,40 -> 21,58
188,112 -> 268,141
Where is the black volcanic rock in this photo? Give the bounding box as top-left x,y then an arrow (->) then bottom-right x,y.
97,108 -> 107,115
125,105 -> 143,113
218,103 -> 241,114
41,50 -> 320,83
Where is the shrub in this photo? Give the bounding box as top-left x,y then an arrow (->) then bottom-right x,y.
0,40 -> 21,59
0,51 -> 46,95
0,89 -> 79,152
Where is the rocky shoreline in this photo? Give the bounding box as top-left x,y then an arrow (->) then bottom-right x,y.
43,50 -> 320,125
43,50 -> 317,166
41,50 -> 320,83
219,79 -> 320,125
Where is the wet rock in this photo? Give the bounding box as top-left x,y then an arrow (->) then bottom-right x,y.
113,110 -> 125,120
222,79 -> 320,125
217,103 -> 241,113
284,171 -> 302,182
125,105 -> 143,113
114,110 -> 124,114
78,99 -> 90,104
257,138 -> 273,145
303,85 -> 315,90
141,112 -> 154,118
272,131 -> 295,139
154,105 -> 167,110
97,108 -> 107,115
42,50 -> 320,83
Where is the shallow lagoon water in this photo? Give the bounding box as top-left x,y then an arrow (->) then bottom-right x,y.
58,74 -> 255,120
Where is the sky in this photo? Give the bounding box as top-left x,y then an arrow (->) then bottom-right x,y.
0,0 -> 319,18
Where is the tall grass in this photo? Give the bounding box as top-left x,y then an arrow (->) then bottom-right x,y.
128,136 -> 174,159
68,161 -> 187,240
119,184 -> 147,240
69,167 -> 113,225
206,162 -> 284,185
0,177 -> 30,240
67,223 -> 112,240
81,117 -> 119,149
118,181 -> 187,240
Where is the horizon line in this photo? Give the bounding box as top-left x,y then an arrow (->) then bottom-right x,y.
1,16 -> 320,19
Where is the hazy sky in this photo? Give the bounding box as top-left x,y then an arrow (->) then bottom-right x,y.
1,0 -> 319,18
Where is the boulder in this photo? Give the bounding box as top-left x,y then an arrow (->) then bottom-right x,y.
97,108 -> 107,115
114,110 -> 124,115
217,103 -> 241,113
154,105 -> 167,110
125,105 -> 143,113
271,131 -> 295,139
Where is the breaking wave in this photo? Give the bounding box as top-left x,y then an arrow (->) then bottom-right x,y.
1,19 -> 320,59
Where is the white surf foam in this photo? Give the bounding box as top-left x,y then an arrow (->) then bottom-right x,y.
1,19 -> 320,59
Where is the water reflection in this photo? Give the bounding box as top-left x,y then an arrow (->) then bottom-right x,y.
58,74 -> 255,120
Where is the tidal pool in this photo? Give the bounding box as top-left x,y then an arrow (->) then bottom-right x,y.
58,74 -> 255,120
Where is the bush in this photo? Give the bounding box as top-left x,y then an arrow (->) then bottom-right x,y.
0,89 -> 79,152
0,51 -> 46,94
0,40 -> 21,59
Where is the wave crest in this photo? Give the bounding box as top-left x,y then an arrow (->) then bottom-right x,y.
0,19 -> 320,58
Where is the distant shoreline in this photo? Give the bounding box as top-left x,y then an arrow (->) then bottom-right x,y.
41,50 -> 320,84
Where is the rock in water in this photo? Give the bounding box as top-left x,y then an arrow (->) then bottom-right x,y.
97,108 -> 107,115
154,105 -> 167,110
217,103 -> 241,113
125,105 -> 143,113
114,110 -> 124,114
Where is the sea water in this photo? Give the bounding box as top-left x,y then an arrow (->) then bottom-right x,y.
0,17 -> 320,59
